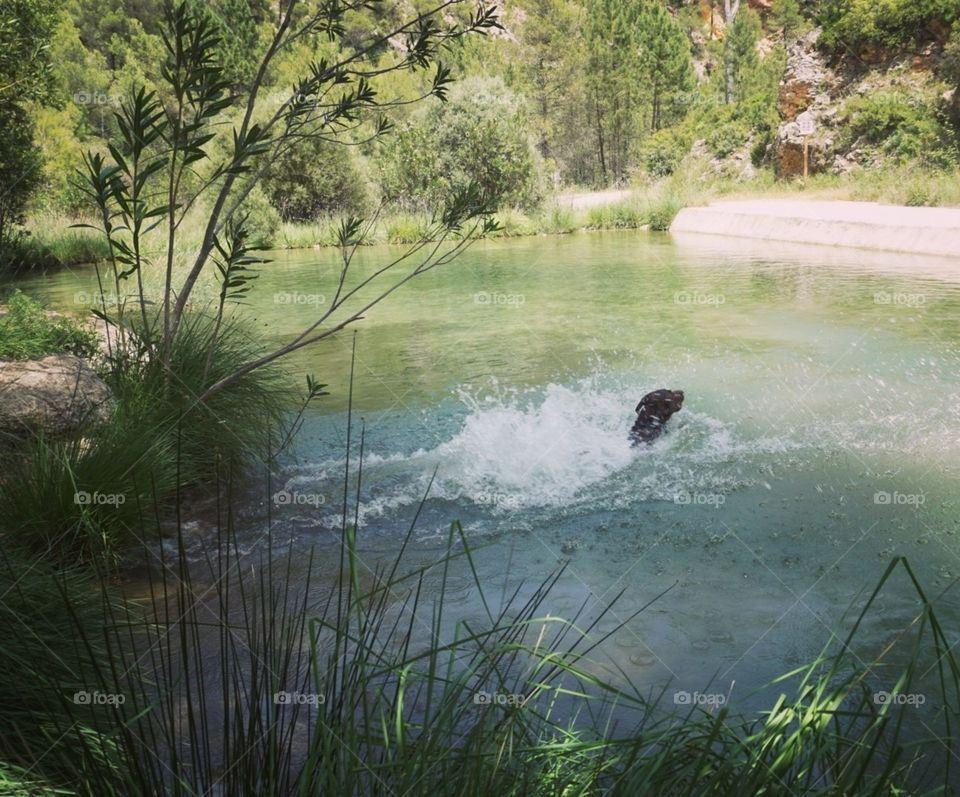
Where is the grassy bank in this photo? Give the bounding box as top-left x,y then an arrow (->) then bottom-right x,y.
8,162 -> 960,275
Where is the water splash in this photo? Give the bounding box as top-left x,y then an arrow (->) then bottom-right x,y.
280,376 -> 801,531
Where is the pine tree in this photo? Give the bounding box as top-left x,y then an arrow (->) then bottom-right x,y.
726,6 -> 761,104
636,1 -> 694,131
586,0 -> 644,183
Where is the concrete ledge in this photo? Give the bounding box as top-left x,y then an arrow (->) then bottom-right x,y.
670,200 -> 960,258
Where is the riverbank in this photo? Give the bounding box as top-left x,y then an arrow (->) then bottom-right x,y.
671,199 -> 960,258
8,162 -> 960,276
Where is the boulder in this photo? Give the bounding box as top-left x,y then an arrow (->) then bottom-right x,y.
0,354 -> 115,437
773,28 -> 840,178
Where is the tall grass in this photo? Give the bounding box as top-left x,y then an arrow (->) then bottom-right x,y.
0,312 -> 297,561
0,214 -> 112,273
2,438 -> 958,794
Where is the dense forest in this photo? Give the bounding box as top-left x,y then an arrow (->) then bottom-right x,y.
2,0 -> 960,261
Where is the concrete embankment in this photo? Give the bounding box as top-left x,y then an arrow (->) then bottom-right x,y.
670,200 -> 960,258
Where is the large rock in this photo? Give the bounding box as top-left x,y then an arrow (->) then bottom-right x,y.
0,354 -> 115,437
774,28 -> 839,178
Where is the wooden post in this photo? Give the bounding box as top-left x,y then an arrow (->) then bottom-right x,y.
797,113 -> 815,181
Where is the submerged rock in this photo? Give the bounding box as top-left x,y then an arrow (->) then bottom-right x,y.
0,354 -> 114,437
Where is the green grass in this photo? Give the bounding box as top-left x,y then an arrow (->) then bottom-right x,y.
0,290 -> 98,360
1,215 -> 111,273
0,548 -> 123,792
0,312 -> 297,561
13,162 -> 960,274
2,420 -> 958,794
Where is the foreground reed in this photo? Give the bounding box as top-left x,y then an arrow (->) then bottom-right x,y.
2,451 -> 958,795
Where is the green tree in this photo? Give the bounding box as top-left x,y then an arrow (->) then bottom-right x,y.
0,0 -> 60,257
0,104 -> 43,255
0,0 -> 59,102
188,0 -> 263,89
771,0 -> 805,42
383,77 -> 543,211
819,0 -> 958,51
79,0 -> 501,401
637,1 -> 694,131
586,0 -> 645,183
509,0 -> 588,180
263,137 -> 372,221
725,5 -> 761,104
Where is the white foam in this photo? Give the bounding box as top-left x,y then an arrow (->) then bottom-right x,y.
286,377 -> 807,529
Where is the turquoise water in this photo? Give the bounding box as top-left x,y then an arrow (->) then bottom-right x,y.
17,229 -> 960,709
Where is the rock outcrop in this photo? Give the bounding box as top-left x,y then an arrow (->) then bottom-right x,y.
773,29 -> 840,178
0,354 -> 115,437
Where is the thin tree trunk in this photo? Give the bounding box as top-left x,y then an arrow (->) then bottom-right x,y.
595,101 -> 607,185
723,0 -> 740,104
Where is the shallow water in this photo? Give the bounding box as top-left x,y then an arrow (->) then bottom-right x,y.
17,230 -> 960,712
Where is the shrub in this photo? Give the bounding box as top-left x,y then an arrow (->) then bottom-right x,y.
0,313 -> 296,561
820,0 -> 959,51
238,186 -> 282,248
705,118 -> 752,158
842,92 -> 958,167
262,137 -> 373,222
646,195 -> 684,230
640,128 -> 692,176
382,76 -> 544,212
0,104 -> 43,260
0,290 -> 97,360
105,312 -> 296,480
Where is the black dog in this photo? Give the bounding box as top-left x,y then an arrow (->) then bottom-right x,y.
630,389 -> 684,444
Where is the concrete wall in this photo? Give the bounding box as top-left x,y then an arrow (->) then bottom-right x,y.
670,200 -> 960,259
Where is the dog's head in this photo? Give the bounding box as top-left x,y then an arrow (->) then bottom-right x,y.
635,389 -> 685,422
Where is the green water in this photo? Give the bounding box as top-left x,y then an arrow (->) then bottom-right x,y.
15,229 -> 960,708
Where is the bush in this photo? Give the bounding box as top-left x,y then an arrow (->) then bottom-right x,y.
238,186 -> 282,248
842,92 -> 958,167
0,290 -> 97,360
0,313 -> 295,561
646,195 -> 684,230
382,76 -> 544,212
0,548 -> 123,790
105,312 -> 296,480
262,137 -> 373,222
0,103 -> 43,259
705,118 -> 752,158
820,0 -> 959,51
640,128 -> 692,176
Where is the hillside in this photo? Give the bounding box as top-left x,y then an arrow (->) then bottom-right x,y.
1,0 -> 959,269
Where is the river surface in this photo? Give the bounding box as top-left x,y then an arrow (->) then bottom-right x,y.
16,229 -> 960,713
